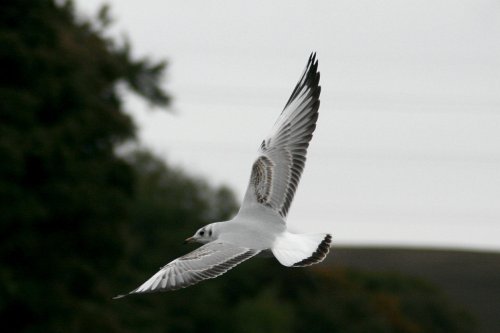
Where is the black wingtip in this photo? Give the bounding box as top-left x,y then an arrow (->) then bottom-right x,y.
309,52 -> 318,70
283,53 -> 321,110
309,51 -> 317,62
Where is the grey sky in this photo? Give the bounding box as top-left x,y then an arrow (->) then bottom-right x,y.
78,0 -> 500,250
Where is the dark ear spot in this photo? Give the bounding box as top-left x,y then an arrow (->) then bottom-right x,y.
209,229 -> 213,237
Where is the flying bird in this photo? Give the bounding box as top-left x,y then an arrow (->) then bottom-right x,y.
114,53 -> 331,298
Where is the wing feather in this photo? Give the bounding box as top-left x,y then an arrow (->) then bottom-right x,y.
240,52 -> 321,220
114,242 -> 259,298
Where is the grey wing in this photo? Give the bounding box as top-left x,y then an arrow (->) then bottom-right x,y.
114,242 -> 259,298
240,52 -> 321,220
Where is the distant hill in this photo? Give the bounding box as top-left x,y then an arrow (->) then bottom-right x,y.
327,247 -> 500,333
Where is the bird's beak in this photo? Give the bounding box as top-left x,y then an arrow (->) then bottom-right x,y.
184,236 -> 195,244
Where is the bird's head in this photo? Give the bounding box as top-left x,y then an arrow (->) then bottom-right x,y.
185,223 -> 218,244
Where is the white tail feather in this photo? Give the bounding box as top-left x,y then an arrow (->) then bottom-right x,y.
272,232 -> 332,267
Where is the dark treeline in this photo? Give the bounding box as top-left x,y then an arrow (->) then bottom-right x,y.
0,1 -> 474,332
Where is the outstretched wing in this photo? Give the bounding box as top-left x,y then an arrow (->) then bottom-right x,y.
240,53 -> 321,220
114,242 -> 258,298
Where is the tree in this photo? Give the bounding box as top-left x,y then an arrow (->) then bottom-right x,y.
0,1 -> 169,331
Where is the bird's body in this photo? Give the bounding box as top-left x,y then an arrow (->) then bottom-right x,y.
220,206 -> 286,250
115,53 -> 331,298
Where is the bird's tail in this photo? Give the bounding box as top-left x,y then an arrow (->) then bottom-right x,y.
272,232 -> 332,267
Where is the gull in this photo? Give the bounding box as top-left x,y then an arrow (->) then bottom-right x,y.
114,53 -> 331,299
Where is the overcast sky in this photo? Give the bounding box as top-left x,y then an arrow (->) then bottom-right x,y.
78,0 -> 500,251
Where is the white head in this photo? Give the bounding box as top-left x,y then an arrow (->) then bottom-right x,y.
184,223 -> 218,244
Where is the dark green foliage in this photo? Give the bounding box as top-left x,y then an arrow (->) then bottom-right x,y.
0,1 -> 475,332
289,268 -> 474,333
0,0 -> 169,331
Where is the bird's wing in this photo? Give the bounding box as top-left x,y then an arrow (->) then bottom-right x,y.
240,53 -> 321,220
114,242 -> 259,298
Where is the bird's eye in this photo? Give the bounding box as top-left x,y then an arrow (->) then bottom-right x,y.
199,230 -> 205,236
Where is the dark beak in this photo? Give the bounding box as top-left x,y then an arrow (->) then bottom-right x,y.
184,236 -> 195,244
